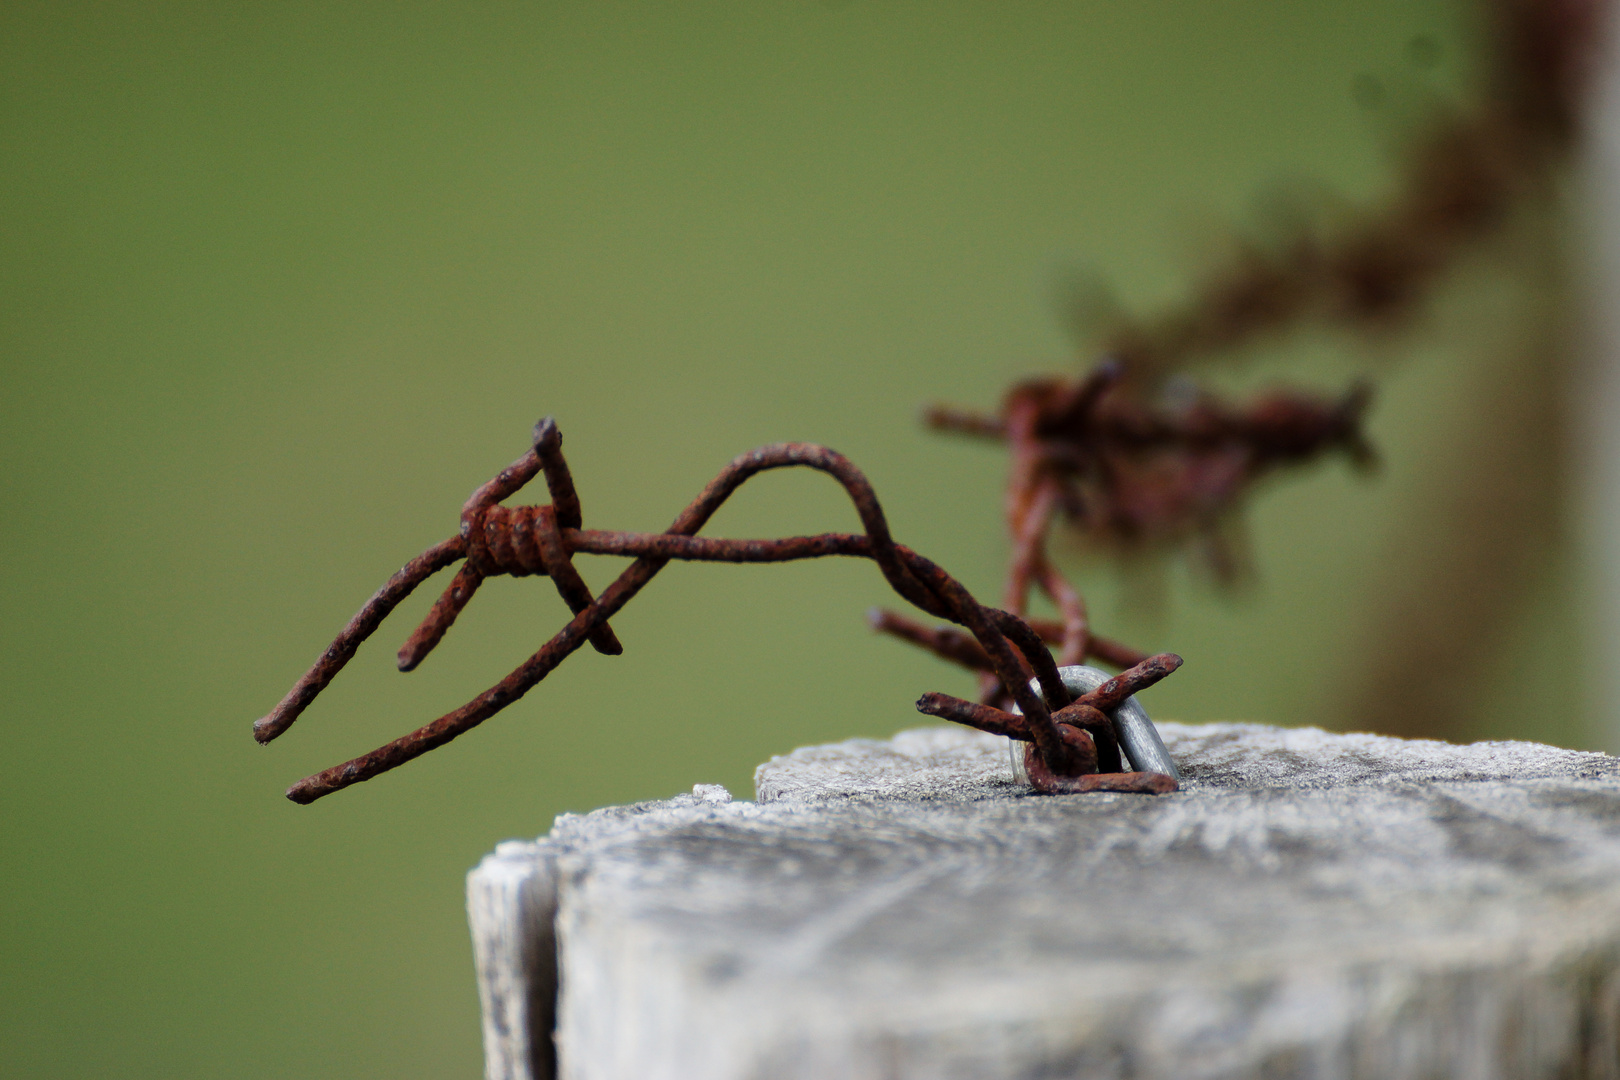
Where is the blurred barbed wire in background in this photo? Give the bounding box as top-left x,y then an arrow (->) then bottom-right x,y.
876,0 -> 1605,738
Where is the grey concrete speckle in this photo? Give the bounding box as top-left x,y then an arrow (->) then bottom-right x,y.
468,723 -> 1620,1080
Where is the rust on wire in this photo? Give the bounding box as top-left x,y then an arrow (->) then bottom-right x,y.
255,419 -> 1171,804
873,356 -> 1369,712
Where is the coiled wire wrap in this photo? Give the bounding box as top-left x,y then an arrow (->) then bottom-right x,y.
1009,664 -> 1180,785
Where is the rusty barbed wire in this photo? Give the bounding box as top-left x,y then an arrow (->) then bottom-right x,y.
870,0 -> 1601,713
259,1 -> 1602,798
254,418 -> 1182,803
870,360 -> 1369,709
1071,0 -> 1597,385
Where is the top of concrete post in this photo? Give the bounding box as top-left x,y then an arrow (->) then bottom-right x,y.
469,722 -> 1620,1080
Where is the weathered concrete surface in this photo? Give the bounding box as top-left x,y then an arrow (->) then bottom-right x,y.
468,723 -> 1620,1080
468,838 -> 560,1080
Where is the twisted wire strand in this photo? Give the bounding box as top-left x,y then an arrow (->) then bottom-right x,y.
260,436 -> 1083,803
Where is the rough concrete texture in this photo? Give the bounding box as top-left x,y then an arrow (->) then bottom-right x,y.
467,723 -> 1620,1080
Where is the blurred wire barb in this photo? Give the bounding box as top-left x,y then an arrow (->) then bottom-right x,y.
877,0 -> 1604,734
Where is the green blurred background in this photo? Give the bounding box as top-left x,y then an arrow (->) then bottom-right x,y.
1,2 -> 1589,1076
